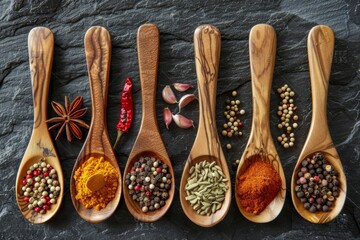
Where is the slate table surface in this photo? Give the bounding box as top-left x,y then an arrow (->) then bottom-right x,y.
0,0 -> 359,239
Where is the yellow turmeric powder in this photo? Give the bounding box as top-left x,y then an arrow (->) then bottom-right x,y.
74,156 -> 119,210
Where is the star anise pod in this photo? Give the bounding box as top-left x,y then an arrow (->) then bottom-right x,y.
46,96 -> 90,142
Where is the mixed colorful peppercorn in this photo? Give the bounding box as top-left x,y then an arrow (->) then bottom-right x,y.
221,91 -> 245,150
295,152 -> 339,212
276,84 -> 299,148
20,158 -> 61,214
125,156 -> 172,212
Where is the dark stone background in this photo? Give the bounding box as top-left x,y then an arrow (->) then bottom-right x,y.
0,0 -> 359,239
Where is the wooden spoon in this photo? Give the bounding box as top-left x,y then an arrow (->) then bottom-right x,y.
122,24 -> 175,222
15,27 -> 64,224
179,24 -> 231,227
70,26 -> 121,223
234,24 -> 286,223
291,25 -> 347,224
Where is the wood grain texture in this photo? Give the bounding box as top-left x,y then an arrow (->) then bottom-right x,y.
179,24 -> 231,227
70,26 -> 121,223
291,25 -> 347,224
15,27 -> 64,224
234,24 -> 286,223
123,24 -> 175,222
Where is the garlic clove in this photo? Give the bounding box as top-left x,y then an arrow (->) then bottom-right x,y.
172,114 -> 194,129
173,83 -> 194,92
163,107 -> 172,129
162,85 -> 177,104
178,94 -> 197,112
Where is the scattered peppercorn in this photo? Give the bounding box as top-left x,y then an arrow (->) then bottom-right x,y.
295,152 -> 339,213
20,158 -> 61,215
276,84 -> 299,148
125,156 -> 172,212
233,159 -> 240,167
222,91 -> 245,139
222,91 -> 246,166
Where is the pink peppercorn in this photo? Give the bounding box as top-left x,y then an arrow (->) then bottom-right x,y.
299,177 -> 306,184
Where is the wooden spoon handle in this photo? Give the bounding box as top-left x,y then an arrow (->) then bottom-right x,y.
137,24 -> 160,131
249,24 -> 276,141
307,25 -> 334,143
194,25 -> 221,136
28,27 -> 54,132
84,26 -> 111,129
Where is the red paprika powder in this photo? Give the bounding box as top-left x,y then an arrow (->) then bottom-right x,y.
236,160 -> 281,214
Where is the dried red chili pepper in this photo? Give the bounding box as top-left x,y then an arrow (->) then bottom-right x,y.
113,77 -> 133,149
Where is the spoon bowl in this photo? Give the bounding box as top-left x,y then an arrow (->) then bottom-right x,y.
15,27 -> 64,224
179,24 -> 231,227
123,24 -> 175,222
234,24 -> 286,223
291,25 -> 347,223
70,26 -> 121,223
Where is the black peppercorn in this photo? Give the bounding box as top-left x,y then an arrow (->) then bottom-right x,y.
309,205 -> 317,212
302,160 -> 308,167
